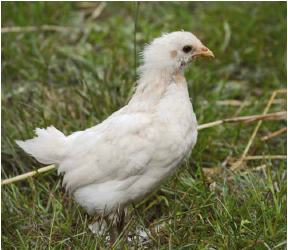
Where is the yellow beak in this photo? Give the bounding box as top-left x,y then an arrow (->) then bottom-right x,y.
192,47 -> 214,59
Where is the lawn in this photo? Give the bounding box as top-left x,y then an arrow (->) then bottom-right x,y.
1,2 -> 287,249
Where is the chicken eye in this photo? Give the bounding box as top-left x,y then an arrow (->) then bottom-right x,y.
183,46 -> 192,53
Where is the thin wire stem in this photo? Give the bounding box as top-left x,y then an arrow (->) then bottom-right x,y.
134,2 -> 140,82
2,111 -> 286,185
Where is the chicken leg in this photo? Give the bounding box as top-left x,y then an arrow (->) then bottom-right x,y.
107,212 -> 125,246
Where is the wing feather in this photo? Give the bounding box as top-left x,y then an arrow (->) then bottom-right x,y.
58,113 -> 154,192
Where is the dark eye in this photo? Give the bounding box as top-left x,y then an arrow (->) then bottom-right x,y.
183,46 -> 192,53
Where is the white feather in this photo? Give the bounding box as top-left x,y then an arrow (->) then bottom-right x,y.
16,126 -> 67,164
16,31 -> 212,219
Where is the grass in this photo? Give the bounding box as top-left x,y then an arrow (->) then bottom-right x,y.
1,1 -> 287,249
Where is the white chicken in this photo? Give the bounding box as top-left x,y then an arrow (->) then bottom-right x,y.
16,31 -> 214,244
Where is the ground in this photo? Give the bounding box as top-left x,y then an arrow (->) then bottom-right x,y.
1,2 -> 287,249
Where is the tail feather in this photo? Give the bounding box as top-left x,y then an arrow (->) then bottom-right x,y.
16,126 -> 67,164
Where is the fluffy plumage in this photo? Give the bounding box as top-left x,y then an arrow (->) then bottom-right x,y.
16,31 -> 213,225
